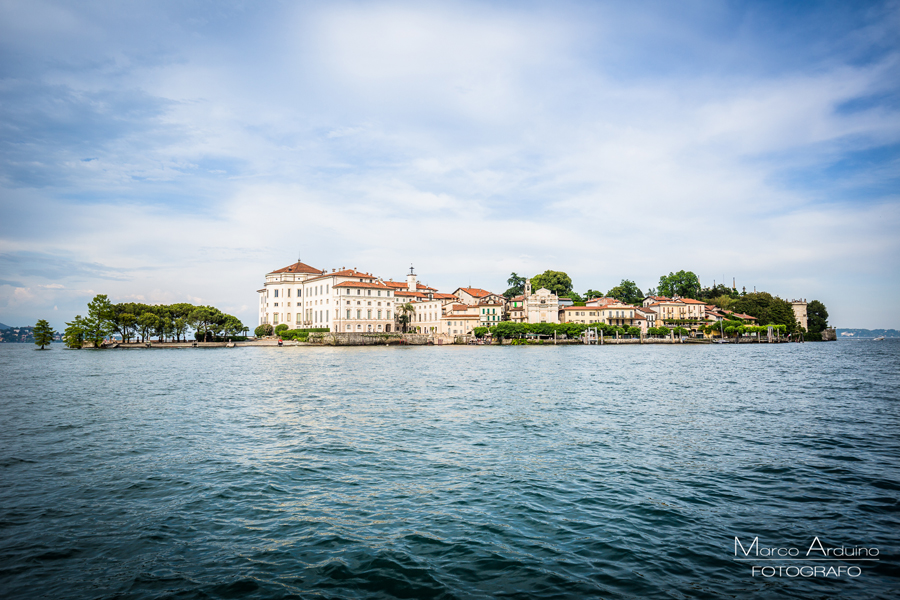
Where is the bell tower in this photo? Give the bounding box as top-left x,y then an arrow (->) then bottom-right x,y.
524,278 -> 532,298
407,264 -> 417,292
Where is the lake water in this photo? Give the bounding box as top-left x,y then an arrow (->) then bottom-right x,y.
0,341 -> 898,599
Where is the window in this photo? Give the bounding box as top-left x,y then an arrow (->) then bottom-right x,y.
367,309 -> 372,319
378,290 -> 382,296
287,313 -> 291,321
357,309 -> 361,319
274,290 -> 279,298
367,290 -> 372,296
357,290 -> 361,295
346,309 -> 351,319
377,310 -> 382,319
386,310 -> 391,319
287,289 -> 291,297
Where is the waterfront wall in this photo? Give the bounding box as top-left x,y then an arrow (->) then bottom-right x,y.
308,332 -> 431,346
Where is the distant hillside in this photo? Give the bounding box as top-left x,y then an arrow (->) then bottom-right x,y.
0,322 -> 9,330
0,325 -> 63,343
837,329 -> 900,338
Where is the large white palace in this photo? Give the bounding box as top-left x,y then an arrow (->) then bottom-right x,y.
259,261 -> 414,333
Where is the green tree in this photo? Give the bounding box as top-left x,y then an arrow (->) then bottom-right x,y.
473,327 -> 489,338
64,316 -> 85,349
223,315 -> 244,338
732,292 -> 799,331
116,312 -> 137,342
188,307 -> 216,340
398,302 -> 415,332
154,309 -> 172,342
255,323 -> 273,337
606,279 -> 643,305
807,300 -> 828,334
137,313 -> 159,343
504,273 -> 526,299
626,326 -> 641,337
530,270 -> 573,297
275,324 -> 289,335
583,289 -> 605,301
82,294 -> 115,347
657,271 -> 701,299
173,318 -> 188,342
33,319 -> 55,349
710,295 -> 735,310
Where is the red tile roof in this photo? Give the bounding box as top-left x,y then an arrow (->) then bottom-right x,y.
456,287 -> 493,298
270,261 -> 324,275
680,298 -> 706,304
433,293 -> 458,300
305,269 -> 376,282
333,281 -> 391,289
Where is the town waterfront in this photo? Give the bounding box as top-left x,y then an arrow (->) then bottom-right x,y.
1,341 -> 898,598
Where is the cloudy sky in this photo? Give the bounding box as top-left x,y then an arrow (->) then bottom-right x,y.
1,0 -> 898,330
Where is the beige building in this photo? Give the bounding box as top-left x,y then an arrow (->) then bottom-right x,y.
441,304 -> 480,337
453,287 -> 506,307
507,295 -> 526,322
594,303 -> 637,328
477,301 -> 503,327
791,299 -> 808,331
634,307 -> 657,333
559,306 -> 603,324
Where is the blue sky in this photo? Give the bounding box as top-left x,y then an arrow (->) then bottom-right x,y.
1,0 -> 898,330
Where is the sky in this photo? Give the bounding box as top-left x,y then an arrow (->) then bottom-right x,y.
1,0 -> 898,330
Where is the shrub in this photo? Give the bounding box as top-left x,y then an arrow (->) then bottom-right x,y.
255,324 -> 274,337
275,324 -> 289,334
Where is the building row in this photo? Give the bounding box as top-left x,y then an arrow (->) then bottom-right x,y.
257,261 -> 809,338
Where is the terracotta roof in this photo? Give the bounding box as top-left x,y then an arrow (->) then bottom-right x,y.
510,295 -> 525,301
270,261 -> 324,275
732,312 -> 758,320
679,298 -> 706,304
333,281 -> 391,289
644,295 -> 671,301
450,304 -> 470,311
395,291 -> 428,298
433,293 -> 457,300
305,269 -> 377,283
562,306 -> 597,311
456,287 -> 493,298
635,307 -> 655,314
382,280 -> 408,289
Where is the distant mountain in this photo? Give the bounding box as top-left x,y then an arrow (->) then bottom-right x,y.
837,329 -> 900,338
0,322 -> 9,330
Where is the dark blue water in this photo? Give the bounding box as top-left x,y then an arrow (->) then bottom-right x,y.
1,341 -> 898,599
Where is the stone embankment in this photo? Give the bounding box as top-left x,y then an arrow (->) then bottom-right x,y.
96,334 -> 794,348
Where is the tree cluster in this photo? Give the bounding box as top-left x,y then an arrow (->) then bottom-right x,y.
731,292 -> 798,331
487,321 -> 641,341
64,295 -> 246,348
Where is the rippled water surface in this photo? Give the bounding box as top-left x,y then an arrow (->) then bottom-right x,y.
1,341 -> 898,599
